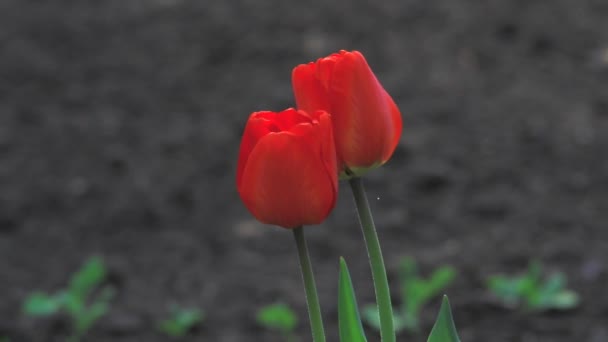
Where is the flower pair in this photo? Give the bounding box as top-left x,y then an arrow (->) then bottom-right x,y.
237,50 -> 402,228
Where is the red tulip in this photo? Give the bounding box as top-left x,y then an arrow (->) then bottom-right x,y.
292,50 -> 402,177
236,108 -> 338,228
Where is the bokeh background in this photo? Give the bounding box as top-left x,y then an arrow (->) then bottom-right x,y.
1,0 -> 607,341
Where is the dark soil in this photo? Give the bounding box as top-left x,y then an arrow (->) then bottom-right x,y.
1,0 -> 608,341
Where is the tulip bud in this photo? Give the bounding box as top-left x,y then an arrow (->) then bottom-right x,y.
292,50 -> 402,178
236,108 -> 338,228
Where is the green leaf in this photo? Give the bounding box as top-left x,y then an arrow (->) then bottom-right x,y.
70,287 -> 113,338
400,257 -> 422,301
158,307 -> 204,337
75,300 -> 108,335
68,257 -> 106,300
361,305 -> 410,333
23,292 -> 63,316
159,320 -> 180,338
541,273 -> 566,296
487,275 -> 521,306
410,266 -> 457,321
400,257 -> 426,325
520,281 -> 539,306
547,290 -> 579,310
488,262 -> 580,311
159,320 -> 187,338
403,261 -> 456,330
393,314 -> 410,332
63,292 -> 84,317
427,296 -> 461,342
361,305 -> 381,331
428,267 -> 457,295
406,281 -> 427,310
534,273 -> 564,308
174,309 -> 203,328
22,257 -> 113,342
338,258 -> 367,342
257,303 -> 297,333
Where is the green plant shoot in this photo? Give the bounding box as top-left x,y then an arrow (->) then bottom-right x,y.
338,258 -> 367,342
362,257 -> 456,333
487,260 -> 579,311
158,305 -> 204,338
22,256 -> 114,342
257,303 -> 298,342
427,295 -> 461,342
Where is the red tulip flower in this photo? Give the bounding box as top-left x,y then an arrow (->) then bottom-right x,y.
292,50 -> 402,177
236,108 -> 338,229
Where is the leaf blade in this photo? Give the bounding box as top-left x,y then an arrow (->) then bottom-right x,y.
256,303 -> 297,332
338,257 -> 367,342
22,292 -> 62,316
427,295 -> 461,342
68,257 -> 106,300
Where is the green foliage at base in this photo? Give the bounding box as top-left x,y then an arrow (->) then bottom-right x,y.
427,296 -> 461,342
362,257 -> 456,333
257,303 -> 298,341
487,260 -> 579,311
338,258 -> 367,342
158,305 -> 204,338
22,256 -> 114,342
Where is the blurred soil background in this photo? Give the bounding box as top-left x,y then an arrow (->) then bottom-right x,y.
1,0 -> 608,341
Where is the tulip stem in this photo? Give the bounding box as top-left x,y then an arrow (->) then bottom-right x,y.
349,177 -> 395,342
293,226 -> 326,342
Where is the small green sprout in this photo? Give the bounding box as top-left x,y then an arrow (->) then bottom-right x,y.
427,296 -> 461,342
22,256 -> 114,342
157,305 -> 204,338
362,257 -> 456,333
487,260 -> 579,311
257,303 -> 298,342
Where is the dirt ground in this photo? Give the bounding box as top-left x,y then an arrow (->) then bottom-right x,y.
1,0 -> 607,341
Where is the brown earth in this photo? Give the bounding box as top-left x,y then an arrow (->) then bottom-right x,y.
1,0 -> 607,341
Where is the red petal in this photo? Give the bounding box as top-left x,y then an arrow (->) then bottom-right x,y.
274,108 -> 311,131
381,92 -> 403,163
328,51 -> 393,168
315,55 -> 338,90
292,64 -> 331,114
236,112 -> 275,191
313,110 -> 338,198
238,130 -> 336,228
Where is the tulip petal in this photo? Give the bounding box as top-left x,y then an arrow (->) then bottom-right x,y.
309,110 -> 338,202
292,64 -> 332,114
291,50 -> 403,174
258,108 -> 310,132
236,113 -> 276,190
315,54 -> 338,90
239,130 -> 336,228
328,51 -> 394,168
382,92 -> 403,163
237,109 -> 320,190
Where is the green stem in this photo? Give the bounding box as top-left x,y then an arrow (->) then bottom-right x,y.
349,177 -> 395,342
293,227 -> 326,342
